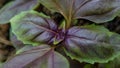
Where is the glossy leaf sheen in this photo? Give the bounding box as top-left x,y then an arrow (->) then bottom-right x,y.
39,0 -> 120,23
64,25 -> 120,64
3,45 -> 69,68
11,11 -> 58,45
0,0 -> 38,24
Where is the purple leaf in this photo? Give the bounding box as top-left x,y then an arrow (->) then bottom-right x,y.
0,0 -> 38,24
39,0 -> 120,23
76,0 -> 120,23
10,10 -> 58,46
10,32 -> 25,50
3,45 -> 69,68
63,25 -> 120,64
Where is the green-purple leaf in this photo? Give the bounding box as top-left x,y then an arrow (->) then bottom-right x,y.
39,0 -> 120,23
64,25 -> 120,64
3,45 -> 69,68
98,56 -> 120,68
0,0 -> 38,24
76,0 -> 120,23
10,31 -> 25,50
10,11 -> 58,46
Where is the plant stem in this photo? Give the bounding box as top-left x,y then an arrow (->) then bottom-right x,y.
66,2 -> 73,30
61,11 -> 72,30
66,19 -> 71,29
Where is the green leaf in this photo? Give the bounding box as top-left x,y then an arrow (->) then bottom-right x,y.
39,0 -> 120,23
84,64 -> 93,68
64,25 -> 120,64
98,55 -> 120,68
0,63 -> 4,68
0,0 -> 38,24
10,10 -> 57,46
3,45 -> 69,68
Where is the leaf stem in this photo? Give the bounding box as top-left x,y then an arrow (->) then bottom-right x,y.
66,19 -> 71,29
65,0 -> 73,30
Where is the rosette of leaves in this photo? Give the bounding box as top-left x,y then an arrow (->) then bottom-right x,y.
2,0 -> 120,68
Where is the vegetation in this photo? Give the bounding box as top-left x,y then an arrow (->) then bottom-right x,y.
0,0 -> 120,68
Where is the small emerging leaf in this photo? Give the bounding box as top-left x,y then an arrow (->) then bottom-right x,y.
64,25 -> 120,64
0,0 -> 38,24
3,45 -> 69,68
